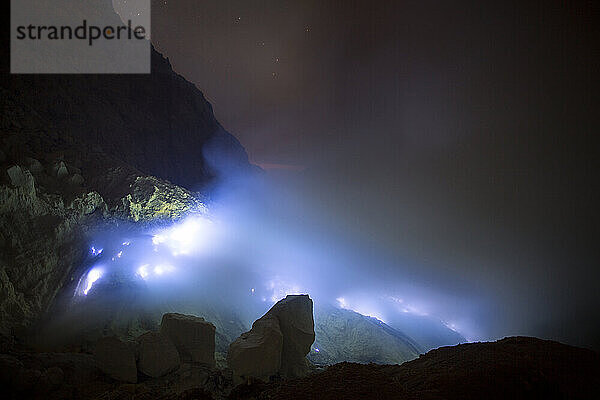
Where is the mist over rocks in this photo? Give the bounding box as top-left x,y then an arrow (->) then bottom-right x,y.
0,154 -> 212,338
0,1 -> 462,370
0,0 -> 251,338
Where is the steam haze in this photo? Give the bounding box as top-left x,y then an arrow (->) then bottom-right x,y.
116,1 -> 599,348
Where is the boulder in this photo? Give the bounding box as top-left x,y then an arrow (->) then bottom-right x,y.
266,294 -> 315,377
94,336 -> 137,383
137,331 -> 180,378
227,294 -> 315,382
227,317 -> 283,383
160,313 -> 216,366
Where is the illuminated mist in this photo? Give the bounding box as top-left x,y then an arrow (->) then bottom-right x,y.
32,157 -> 483,358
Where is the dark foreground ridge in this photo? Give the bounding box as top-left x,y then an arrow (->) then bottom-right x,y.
1,334 -> 598,400
231,337 -> 600,400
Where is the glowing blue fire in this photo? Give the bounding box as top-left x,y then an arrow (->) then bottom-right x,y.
83,267 -> 103,295
136,263 -> 175,280
336,296 -> 386,323
151,216 -> 215,256
76,209 -> 473,341
267,278 -> 305,302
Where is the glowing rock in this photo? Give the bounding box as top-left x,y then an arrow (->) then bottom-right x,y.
120,176 -> 208,222
160,313 -> 216,366
94,336 -> 137,383
137,331 -> 180,378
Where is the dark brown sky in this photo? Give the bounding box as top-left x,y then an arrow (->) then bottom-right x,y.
140,1 -> 598,346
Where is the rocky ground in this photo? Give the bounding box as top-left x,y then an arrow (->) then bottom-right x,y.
0,295 -> 316,400
231,337 -> 600,400
2,333 -> 598,400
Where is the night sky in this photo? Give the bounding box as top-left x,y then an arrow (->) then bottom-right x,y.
126,1 -> 597,347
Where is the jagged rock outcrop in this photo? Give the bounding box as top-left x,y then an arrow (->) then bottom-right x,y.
93,336 -> 137,383
160,313 -> 216,366
0,164 -> 106,336
137,331 -> 180,378
228,295 -> 315,382
0,0 -> 251,341
0,153 -> 211,338
119,176 -> 208,222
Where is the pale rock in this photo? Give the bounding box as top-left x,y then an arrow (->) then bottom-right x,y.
265,294 -> 315,377
227,294 -> 315,382
160,313 -> 216,366
227,318 -> 283,383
